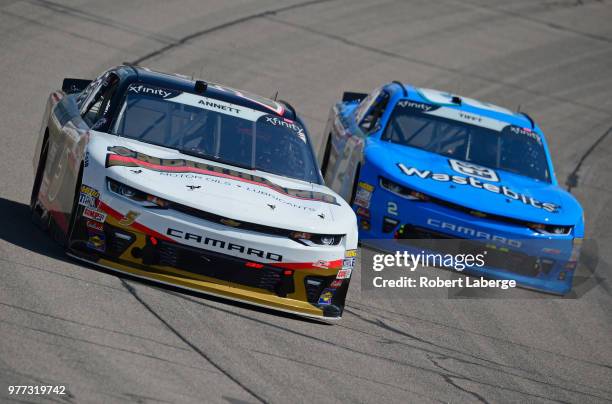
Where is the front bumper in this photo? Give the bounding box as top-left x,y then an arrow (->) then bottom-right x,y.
354,177 -> 580,295
68,192 -> 355,319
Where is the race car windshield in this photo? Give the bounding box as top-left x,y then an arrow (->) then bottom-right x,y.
382,106 -> 551,182
113,85 -> 320,183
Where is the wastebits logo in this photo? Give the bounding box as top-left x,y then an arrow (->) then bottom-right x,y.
448,159 -> 499,182
397,162 -> 559,213
427,218 -> 522,248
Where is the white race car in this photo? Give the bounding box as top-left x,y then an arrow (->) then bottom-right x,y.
31,65 -> 358,320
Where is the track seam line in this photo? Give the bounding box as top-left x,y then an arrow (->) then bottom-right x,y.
264,15 -> 612,116
130,0 -> 335,65
566,125 -> 612,192
455,0 -> 612,45
120,280 -> 267,404
27,0 -> 177,45
166,291 -> 611,402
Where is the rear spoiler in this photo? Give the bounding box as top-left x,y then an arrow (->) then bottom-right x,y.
61,78 -> 92,94
342,91 -> 367,103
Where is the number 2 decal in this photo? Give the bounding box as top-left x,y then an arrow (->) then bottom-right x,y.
387,201 -> 398,216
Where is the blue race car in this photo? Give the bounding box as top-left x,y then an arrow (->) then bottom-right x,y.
319,82 -> 584,294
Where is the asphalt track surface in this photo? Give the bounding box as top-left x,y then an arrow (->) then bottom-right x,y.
1,0 -> 611,403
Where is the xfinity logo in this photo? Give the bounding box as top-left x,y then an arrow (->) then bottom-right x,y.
166,228 -> 283,261
128,84 -> 172,98
397,100 -> 433,111
427,218 -> 522,248
509,126 -> 542,144
265,116 -> 304,135
397,163 -> 559,213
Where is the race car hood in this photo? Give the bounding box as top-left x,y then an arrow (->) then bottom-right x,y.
367,141 -> 583,225
90,134 -> 353,234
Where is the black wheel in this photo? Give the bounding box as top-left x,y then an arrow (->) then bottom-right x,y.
320,135 -> 332,177
30,138 -> 49,228
65,165 -> 84,249
348,165 -> 361,206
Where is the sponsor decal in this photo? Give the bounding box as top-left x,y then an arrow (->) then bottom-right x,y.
119,210 -> 140,226
86,231 -> 106,253
358,181 -> 374,192
343,257 -> 356,269
83,207 -> 107,223
318,288 -> 335,305
510,126 -> 542,145
80,185 -> 100,198
86,219 -> 104,231
264,116 -> 306,142
356,207 -> 370,218
128,84 -> 176,99
106,146 -> 339,206
397,100 -> 435,112
336,269 -> 352,279
448,159 -> 499,182
79,193 -> 99,209
166,228 -> 283,261
345,249 -> 357,258
469,210 -> 487,218
330,279 -> 343,288
354,182 -> 373,208
427,218 -> 522,248
397,162 -> 559,213
220,218 -> 241,227
313,260 -> 330,269
160,173 -> 317,212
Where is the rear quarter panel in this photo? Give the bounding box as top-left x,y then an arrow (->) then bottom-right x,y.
323,102 -> 367,202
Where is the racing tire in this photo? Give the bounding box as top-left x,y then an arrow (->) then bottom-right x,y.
65,164 -> 84,249
320,135 -> 332,177
30,137 -> 49,230
348,165 -> 361,206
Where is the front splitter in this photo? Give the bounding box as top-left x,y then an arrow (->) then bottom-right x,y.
66,252 -> 341,322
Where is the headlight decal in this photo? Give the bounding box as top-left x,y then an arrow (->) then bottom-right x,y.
107,177 -> 170,208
